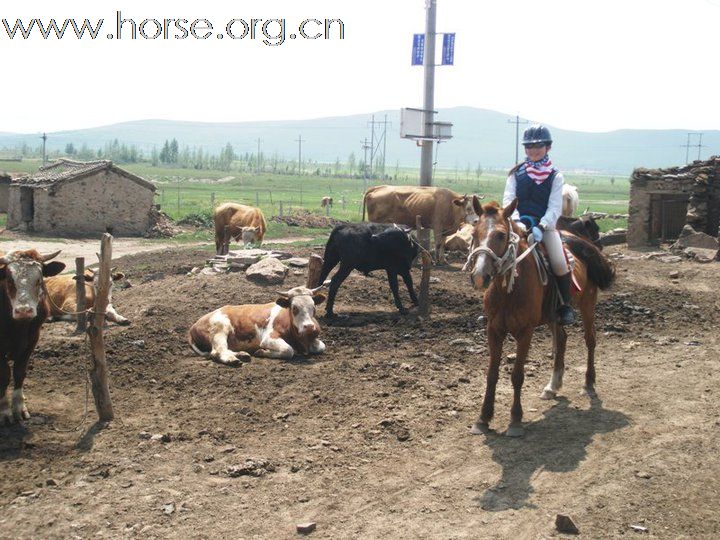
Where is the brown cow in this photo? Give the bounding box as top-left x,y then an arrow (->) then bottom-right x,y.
44,268 -> 129,325
214,202 -> 268,254
188,285 -> 327,366
321,196 -> 333,208
0,249 -> 65,424
362,185 -> 479,263
444,223 -> 474,253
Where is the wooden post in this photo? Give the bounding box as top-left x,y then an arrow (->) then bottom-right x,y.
210,192 -> 215,208
418,252 -> 432,317
325,204 -> 330,217
306,254 -> 324,289
279,201 -> 283,217
74,257 -> 87,334
342,196 -> 346,210
416,215 -> 431,260
87,233 -> 115,423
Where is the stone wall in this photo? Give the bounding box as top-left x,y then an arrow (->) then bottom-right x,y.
628,157 -> 720,247
0,177 -> 9,213
8,170 -> 155,236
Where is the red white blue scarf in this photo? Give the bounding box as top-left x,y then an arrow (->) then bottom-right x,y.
525,156 -> 554,184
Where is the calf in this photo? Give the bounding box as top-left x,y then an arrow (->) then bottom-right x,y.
0,249 -> 65,424
557,215 -> 601,246
188,285 -> 327,366
44,268 -> 130,325
318,223 -> 419,317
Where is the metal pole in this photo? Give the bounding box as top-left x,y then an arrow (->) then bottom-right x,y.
419,0 -> 437,187
382,114 -> 389,179
685,133 -> 691,164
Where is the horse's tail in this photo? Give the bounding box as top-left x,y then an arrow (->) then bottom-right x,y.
565,234 -> 615,290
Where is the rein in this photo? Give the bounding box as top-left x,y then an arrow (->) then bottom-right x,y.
463,219 -> 539,293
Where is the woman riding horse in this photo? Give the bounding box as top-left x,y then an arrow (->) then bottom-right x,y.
503,124 -> 575,325
466,197 -> 615,437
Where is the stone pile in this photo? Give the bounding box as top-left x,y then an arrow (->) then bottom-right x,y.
189,248 -> 310,285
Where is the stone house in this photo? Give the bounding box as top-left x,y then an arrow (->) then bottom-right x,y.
627,157 -> 720,246
6,159 -> 157,236
0,172 -> 10,212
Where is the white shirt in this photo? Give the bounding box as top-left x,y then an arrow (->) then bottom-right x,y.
503,169 -> 565,231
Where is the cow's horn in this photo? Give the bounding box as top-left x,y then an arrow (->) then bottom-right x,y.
275,290 -> 290,298
310,280 -> 331,293
40,250 -> 62,262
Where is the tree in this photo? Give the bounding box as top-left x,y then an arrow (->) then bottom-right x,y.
347,152 -> 356,173
475,162 -> 484,179
169,139 -> 179,163
64,143 -> 76,155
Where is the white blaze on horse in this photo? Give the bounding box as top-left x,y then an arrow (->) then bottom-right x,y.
188,285 -> 327,366
466,197 -> 615,437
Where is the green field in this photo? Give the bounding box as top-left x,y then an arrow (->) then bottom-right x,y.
1,160 -> 630,237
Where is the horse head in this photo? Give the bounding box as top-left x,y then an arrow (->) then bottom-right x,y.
468,197 -> 519,290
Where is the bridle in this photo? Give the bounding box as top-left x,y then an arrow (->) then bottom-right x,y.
463,218 -> 538,293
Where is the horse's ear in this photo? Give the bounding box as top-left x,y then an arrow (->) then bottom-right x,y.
503,198 -> 519,219
472,195 -> 484,216
583,206 -> 590,214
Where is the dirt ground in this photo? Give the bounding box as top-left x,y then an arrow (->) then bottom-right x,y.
1,243 -> 719,539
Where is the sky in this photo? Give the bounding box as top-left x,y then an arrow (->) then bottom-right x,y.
1,0 -> 719,134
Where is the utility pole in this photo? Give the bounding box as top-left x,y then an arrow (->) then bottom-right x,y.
697,133 -> 704,161
508,115 -> 530,165
361,138 -> 371,193
256,138 -> 262,174
295,135 -> 304,175
369,115 -> 376,177
381,114 -> 389,179
419,0 -> 437,187
41,132 -> 47,165
682,133 -> 706,164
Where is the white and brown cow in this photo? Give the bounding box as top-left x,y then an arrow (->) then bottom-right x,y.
44,268 -> 129,325
0,249 -> 65,424
188,285 -> 327,366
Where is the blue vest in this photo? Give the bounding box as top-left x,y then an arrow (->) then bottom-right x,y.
515,164 -> 557,220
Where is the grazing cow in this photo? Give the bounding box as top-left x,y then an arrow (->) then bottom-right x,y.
562,184 -> 579,217
188,285 -> 327,366
318,223 -> 419,317
0,249 -> 65,424
214,202 -> 268,254
557,215 -> 602,246
444,223 -> 474,253
44,268 -> 130,325
362,185 -> 479,263
320,196 -> 333,208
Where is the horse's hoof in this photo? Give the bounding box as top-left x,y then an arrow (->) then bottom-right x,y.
505,424 -> 524,438
470,422 -> 491,435
540,389 -> 556,400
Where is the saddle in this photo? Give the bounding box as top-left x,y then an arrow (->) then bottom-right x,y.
529,237 -> 582,325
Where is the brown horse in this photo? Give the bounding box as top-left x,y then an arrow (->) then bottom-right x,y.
466,197 -> 615,437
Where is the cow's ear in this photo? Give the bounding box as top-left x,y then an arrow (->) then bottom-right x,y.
472,195 -> 484,216
503,198 -> 518,219
312,293 -> 326,306
112,272 -> 125,281
275,297 -> 291,308
43,261 -> 66,277
452,197 -> 466,207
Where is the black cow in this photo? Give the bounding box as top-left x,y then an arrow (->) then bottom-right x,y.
318,223 -> 419,317
558,215 -> 602,248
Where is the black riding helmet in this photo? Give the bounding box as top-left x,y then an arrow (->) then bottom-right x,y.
522,124 -> 552,146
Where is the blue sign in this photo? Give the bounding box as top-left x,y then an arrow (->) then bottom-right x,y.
412,33 -> 425,65
442,33 -> 455,65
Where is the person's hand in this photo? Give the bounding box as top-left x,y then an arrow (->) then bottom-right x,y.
532,226 -> 544,243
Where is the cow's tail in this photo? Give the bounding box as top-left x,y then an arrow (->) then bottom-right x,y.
565,235 -> 616,290
362,191 -> 368,222
188,326 -> 211,357
318,228 -> 341,285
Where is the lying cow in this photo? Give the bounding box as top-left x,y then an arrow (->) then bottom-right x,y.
362,185 -> 479,264
318,223 -> 419,317
188,285 -> 327,366
321,196 -> 333,208
214,202 -> 268,254
0,249 -> 65,424
558,214 -> 601,246
444,223 -> 474,253
44,268 -> 130,325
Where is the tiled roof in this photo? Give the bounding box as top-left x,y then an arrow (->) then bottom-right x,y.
13,159 -> 155,191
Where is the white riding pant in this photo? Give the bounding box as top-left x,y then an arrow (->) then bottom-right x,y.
542,228 -> 570,276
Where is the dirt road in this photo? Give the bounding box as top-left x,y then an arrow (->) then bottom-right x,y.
0,245 -> 718,538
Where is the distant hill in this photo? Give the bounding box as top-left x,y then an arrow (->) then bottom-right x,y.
1,107 -> 718,174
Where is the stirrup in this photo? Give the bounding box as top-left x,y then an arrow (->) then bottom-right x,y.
558,305 -> 576,326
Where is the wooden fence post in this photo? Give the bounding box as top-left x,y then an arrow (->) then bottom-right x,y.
416,215 -> 431,259
87,233 -> 115,423
75,257 -> 87,334
418,252 -> 432,317
306,254 -> 324,289
210,192 -> 215,208
279,201 -> 283,217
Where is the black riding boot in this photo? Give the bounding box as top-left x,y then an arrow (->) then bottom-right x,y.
556,272 -> 576,325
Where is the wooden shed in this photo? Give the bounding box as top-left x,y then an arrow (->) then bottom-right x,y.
6,159 -> 156,236
627,157 -> 720,246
